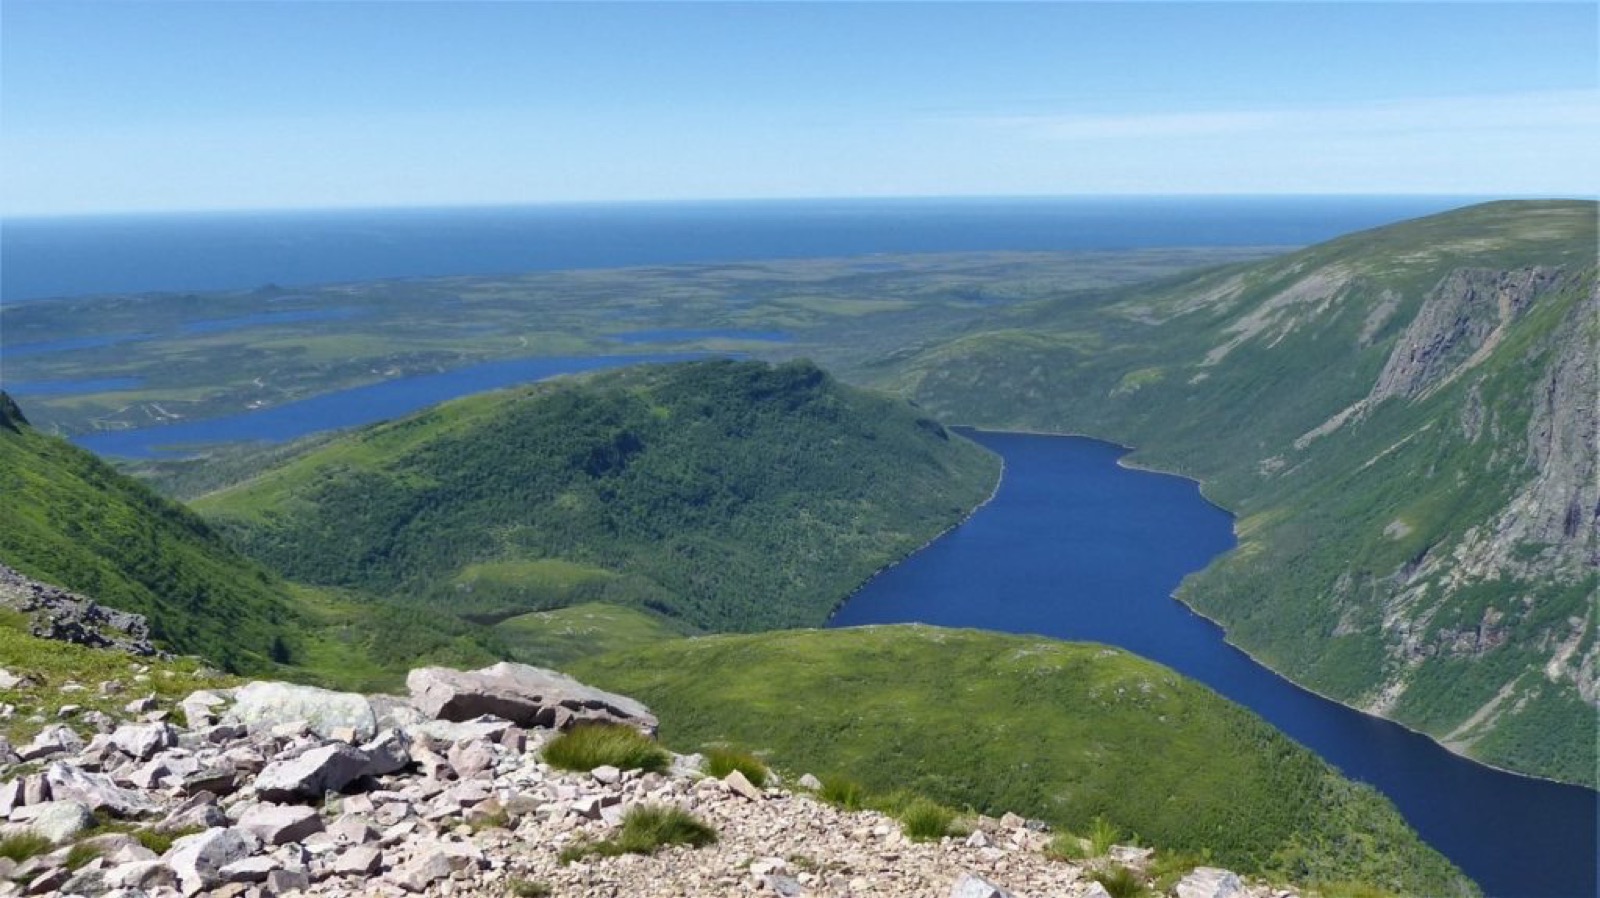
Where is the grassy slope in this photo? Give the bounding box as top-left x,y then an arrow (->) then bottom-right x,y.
0,392 -> 299,672
875,200 -> 1599,783
195,359 -> 1001,632
493,602 -> 687,669
572,625 -> 1473,896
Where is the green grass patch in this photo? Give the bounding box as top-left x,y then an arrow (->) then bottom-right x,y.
703,746 -> 769,787
541,723 -> 670,774
559,805 -> 717,863
573,625 -> 1473,895
1092,865 -> 1149,898
897,797 -> 957,842
0,832 -> 52,862
494,602 -> 686,669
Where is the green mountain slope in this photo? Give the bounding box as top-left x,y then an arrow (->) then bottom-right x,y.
195,360 -> 1001,631
0,391 -> 300,671
873,200 -> 1598,783
572,625 -> 1473,896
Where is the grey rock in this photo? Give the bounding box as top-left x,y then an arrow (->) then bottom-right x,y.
797,773 -> 823,791
155,793 -> 230,833
0,669 -> 20,691
18,725 -> 82,762
330,845 -> 382,876
255,743 -> 370,802
949,873 -> 1015,898
45,763 -> 161,816
724,769 -> 764,801
178,691 -> 229,729
218,855 -> 278,884
325,815 -> 379,845
165,827 -> 257,895
266,867 -> 311,894
22,800 -> 94,844
24,866 -> 70,896
1175,867 -> 1246,898
389,848 -> 453,891
1082,883 -> 1114,898
0,564 -> 161,657
106,859 -> 177,890
225,682 -> 378,742
445,740 -> 495,778
359,729 -> 411,777
237,804 -> 325,846
0,779 -> 23,816
405,662 -> 657,733
111,723 -> 178,761
181,765 -> 240,797
590,764 -> 621,785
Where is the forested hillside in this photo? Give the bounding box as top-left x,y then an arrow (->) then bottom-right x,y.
196,360 -> 1001,631
874,200 -> 1598,783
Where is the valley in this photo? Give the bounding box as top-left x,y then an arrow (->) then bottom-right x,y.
1,199 -> 1596,897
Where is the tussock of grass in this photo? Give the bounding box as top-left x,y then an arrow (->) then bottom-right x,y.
817,774 -> 867,810
1093,865 -> 1148,898
64,842 -> 104,871
0,832 -> 52,862
897,798 -> 957,841
704,746 -> 768,787
133,826 -> 202,856
506,879 -> 552,897
1088,815 -> 1121,857
542,723 -> 670,774
1047,831 -> 1088,861
558,805 -> 717,863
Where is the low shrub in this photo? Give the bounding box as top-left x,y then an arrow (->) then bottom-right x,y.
704,746 -> 768,787
542,723 -> 670,774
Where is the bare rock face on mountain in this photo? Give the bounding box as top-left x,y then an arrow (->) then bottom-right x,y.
1369,267 -> 1562,403
0,563 -> 161,657
406,661 -> 659,733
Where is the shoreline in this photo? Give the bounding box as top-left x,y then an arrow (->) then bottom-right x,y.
842,423 -> 1594,794
823,444 -> 1007,624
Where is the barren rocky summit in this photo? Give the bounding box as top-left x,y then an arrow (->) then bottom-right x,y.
0,661 -> 1285,898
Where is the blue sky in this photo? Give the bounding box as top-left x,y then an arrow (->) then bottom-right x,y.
2,2 -> 1595,214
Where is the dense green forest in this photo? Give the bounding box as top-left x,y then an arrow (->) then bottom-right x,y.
196,360 -> 1001,631
573,625 -> 1474,897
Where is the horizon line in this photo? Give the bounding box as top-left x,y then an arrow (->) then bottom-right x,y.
4,191 -> 1562,222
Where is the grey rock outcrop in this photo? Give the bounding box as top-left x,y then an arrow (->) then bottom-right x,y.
0,563 -> 161,657
406,661 -> 657,733
224,680 -> 378,741
1177,866 -> 1247,898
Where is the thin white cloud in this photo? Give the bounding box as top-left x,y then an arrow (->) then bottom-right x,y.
964,89 -> 1600,142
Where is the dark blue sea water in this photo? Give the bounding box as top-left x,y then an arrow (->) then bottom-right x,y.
2,196 -> 1482,302
830,430 -> 1598,898
73,354 -> 698,458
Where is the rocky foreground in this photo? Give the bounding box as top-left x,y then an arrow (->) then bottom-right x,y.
0,661 -> 1290,898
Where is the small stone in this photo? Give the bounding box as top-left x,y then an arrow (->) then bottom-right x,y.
949,873 -> 1015,898
331,845 -> 382,876
1175,867 -> 1246,898
590,765 -> 621,785
256,743 -> 370,802
724,769 -> 764,801
797,773 -> 823,791
22,800 -> 95,844
389,849 -> 453,891
218,855 -> 278,884
166,827 -> 257,895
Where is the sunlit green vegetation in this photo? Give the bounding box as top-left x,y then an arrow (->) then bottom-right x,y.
573,625 -> 1475,896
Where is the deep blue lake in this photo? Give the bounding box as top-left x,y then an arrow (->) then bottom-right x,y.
3,196 -> 1481,302
831,430 -> 1598,898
